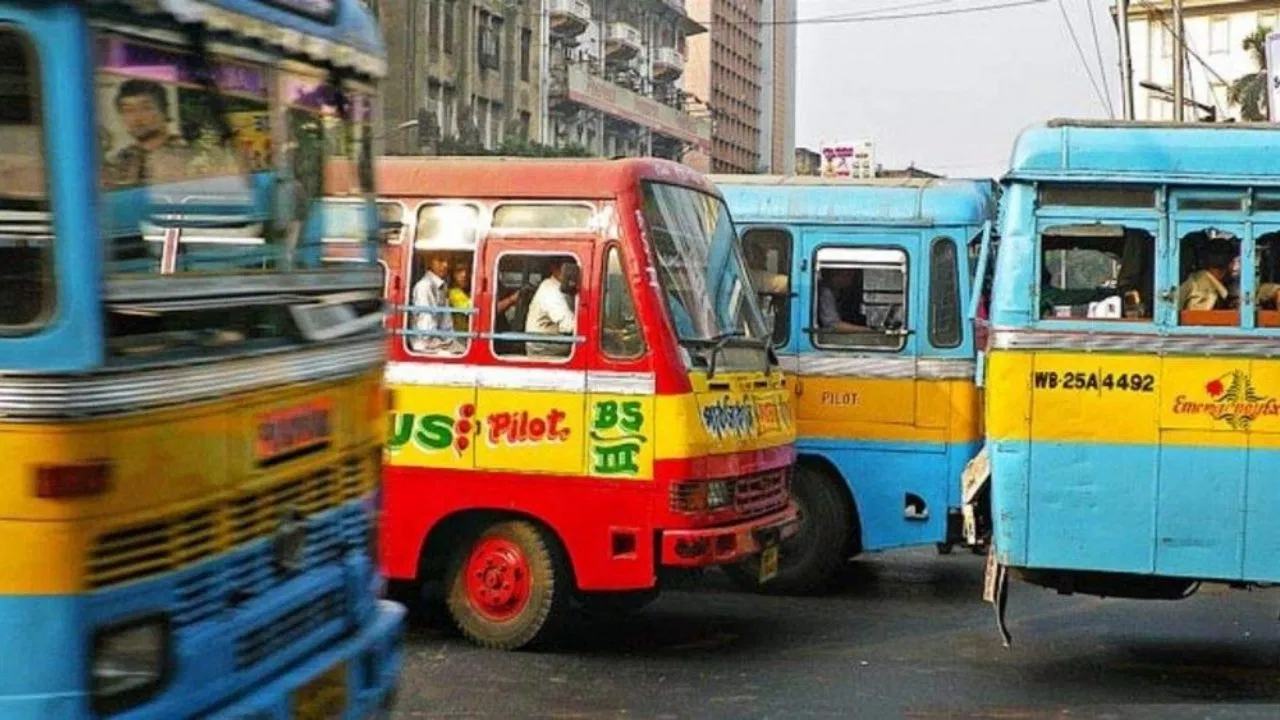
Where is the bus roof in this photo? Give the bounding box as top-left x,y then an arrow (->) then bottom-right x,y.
374,155 -> 721,200
711,174 -> 997,227
103,0 -> 386,77
1006,118 -> 1280,186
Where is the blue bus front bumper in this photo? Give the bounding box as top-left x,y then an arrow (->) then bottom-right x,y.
208,599 -> 405,720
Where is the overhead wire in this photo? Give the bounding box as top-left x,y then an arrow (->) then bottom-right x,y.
1086,0 -> 1115,114
1056,0 -> 1114,117
701,0 -> 1051,28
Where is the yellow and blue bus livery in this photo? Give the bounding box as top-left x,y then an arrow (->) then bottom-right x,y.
978,119 -> 1280,640
715,175 -> 995,593
0,0 -> 401,716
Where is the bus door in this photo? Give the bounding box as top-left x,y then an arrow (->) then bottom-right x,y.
474,237 -> 595,476
800,233 -> 940,547
1160,216 -> 1249,579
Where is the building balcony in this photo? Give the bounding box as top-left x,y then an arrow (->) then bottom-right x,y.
548,0 -> 591,37
606,22 -> 643,63
652,46 -> 684,81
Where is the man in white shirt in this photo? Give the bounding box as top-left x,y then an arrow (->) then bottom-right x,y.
525,258 -> 578,357
410,253 -> 459,353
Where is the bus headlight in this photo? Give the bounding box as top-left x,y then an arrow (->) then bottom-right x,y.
91,616 -> 169,713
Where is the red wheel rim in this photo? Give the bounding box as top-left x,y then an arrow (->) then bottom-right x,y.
463,537 -> 533,622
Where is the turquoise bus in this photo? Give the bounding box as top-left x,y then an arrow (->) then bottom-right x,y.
978,119 -> 1280,641
0,0 -> 402,716
714,175 -> 996,593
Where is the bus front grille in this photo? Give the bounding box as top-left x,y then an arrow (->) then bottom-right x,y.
87,447 -> 376,590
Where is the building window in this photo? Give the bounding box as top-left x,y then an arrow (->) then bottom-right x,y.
1209,16 -> 1229,55
478,14 -> 500,71
1158,22 -> 1172,59
428,1 -> 440,52
443,0 -> 455,55
521,28 -> 532,82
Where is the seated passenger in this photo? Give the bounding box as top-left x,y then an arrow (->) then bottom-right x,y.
525,258 -> 578,358
449,261 -> 520,332
1178,247 -> 1234,311
411,252 -> 461,353
817,268 -> 867,332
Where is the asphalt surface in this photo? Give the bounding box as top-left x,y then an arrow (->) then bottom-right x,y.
390,549 -> 1280,719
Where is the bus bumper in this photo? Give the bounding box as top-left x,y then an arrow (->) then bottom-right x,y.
207,600 -> 405,720
659,505 -> 800,568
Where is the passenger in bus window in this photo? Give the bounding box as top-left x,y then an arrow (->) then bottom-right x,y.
449,259 -> 520,332
525,257 -> 578,358
1177,243 -> 1235,311
411,252 -> 460,353
816,268 -> 867,332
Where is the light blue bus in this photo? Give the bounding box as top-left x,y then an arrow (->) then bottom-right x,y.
713,175 -> 997,593
0,1 -> 401,717
978,119 -> 1280,641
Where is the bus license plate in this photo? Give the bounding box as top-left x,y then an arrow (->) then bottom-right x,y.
759,544 -> 780,583
292,663 -> 347,720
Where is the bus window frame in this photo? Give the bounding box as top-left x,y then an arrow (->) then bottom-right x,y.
1168,219 -> 1247,331
489,200 -> 598,234
808,243 -> 911,354
487,246 -> 589,366
741,225 -> 794,349
401,200 -> 483,359
597,241 -> 646,362
0,22 -> 54,336
928,235 -> 963,350
1031,215 -> 1161,332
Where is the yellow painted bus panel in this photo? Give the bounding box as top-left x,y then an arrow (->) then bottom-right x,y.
474,390 -> 588,475
585,394 -> 656,481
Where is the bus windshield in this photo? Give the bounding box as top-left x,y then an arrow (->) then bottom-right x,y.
639,181 -> 771,370
96,31 -> 374,276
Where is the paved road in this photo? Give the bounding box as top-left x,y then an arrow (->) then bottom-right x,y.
390,550 -> 1280,719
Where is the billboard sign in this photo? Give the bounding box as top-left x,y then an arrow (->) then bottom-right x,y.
820,140 -> 875,178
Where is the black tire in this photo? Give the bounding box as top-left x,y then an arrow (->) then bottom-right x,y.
723,464 -> 853,595
444,520 -> 570,650
574,589 -> 660,619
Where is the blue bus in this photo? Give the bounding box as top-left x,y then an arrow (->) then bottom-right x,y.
714,175 -> 996,593
977,119 -> 1280,641
0,1 -> 401,716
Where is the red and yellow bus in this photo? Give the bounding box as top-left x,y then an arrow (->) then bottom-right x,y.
373,156 -> 799,649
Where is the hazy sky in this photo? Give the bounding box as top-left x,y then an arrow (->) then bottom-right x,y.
796,0 -> 1121,178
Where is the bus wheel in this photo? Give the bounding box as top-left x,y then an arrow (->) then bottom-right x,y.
445,520 -> 569,650
723,465 -> 851,595
575,589 -> 659,619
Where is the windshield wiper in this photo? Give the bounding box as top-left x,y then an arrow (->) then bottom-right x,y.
691,331 -> 744,380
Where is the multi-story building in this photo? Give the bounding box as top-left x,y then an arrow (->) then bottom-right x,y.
759,0 -> 796,174
1122,1 -> 1278,121
684,0 -> 795,174
375,0 -> 544,154
543,0 -> 712,160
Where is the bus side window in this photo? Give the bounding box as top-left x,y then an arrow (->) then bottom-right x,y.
1176,230 -> 1240,326
742,228 -> 792,346
1038,225 -> 1154,322
405,203 -> 479,356
600,245 -> 644,359
492,253 -> 580,361
929,237 -> 962,348
1256,233 -> 1280,328
811,247 -> 908,351
0,28 -> 51,330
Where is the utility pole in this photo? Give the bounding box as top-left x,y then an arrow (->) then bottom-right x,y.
1172,0 -> 1185,122
1117,0 -> 1135,120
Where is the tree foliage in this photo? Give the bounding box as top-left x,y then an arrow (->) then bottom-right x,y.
1228,27 -> 1270,121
